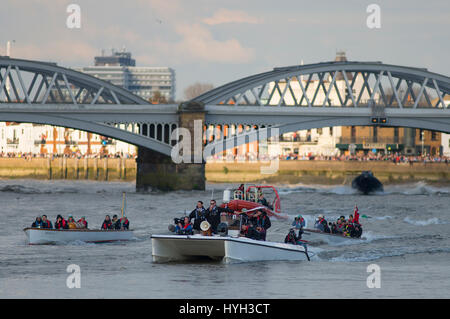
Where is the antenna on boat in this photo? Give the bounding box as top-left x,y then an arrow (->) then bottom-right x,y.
121,192 -> 126,218
211,189 -> 214,200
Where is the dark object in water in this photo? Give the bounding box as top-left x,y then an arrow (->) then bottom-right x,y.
352,171 -> 383,195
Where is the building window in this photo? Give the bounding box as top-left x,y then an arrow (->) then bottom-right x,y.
431,131 -> 437,141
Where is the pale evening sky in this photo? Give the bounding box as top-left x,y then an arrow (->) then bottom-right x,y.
1,0 -> 449,100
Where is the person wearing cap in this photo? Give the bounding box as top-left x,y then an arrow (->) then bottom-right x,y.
292,214 -> 305,229
314,214 -> 330,233
119,215 -> 130,230
77,216 -> 88,229
67,215 -> 77,229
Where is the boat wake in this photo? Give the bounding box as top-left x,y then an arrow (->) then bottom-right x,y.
277,182 -> 449,197
403,217 -> 447,226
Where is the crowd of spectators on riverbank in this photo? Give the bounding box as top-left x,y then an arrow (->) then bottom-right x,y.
0,151 -> 137,160
1,151 -> 449,164
207,152 -> 449,164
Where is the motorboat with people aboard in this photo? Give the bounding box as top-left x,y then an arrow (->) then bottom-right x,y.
220,184 -> 288,220
24,192 -> 134,245
352,171 -> 383,195
151,185 -> 309,263
301,206 -> 365,245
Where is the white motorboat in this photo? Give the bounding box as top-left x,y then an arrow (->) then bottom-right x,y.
151,234 -> 310,263
302,228 -> 363,245
24,227 -> 134,245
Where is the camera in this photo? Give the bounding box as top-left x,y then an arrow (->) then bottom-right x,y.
173,218 -> 184,225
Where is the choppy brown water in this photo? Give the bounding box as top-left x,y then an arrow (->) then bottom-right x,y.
0,179 -> 449,298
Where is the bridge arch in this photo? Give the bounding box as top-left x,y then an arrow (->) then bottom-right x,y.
0,57 -> 150,105
195,61 -> 450,109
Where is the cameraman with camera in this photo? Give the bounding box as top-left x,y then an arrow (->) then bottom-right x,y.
174,216 -> 194,235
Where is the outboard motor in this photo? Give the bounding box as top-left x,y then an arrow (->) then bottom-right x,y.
217,222 -> 228,237
223,189 -> 231,203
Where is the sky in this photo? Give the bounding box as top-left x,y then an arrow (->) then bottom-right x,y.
1,0 -> 449,100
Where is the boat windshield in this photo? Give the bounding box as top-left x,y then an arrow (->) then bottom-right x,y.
232,185 -> 280,214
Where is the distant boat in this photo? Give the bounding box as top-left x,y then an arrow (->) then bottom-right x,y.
351,171 -> 383,195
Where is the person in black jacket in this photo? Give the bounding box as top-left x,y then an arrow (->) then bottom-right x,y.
111,215 -> 121,230
205,200 -> 234,233
250,210 -> 271,241
189,201 -> 207,231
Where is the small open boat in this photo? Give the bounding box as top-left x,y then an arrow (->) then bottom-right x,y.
24,227 -> 134,245
302,228 -> 363,245
151,234 -> 310,263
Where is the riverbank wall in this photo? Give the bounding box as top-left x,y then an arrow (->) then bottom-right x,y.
0,158 -> 136,181
0,158 -> 448,185
205,161 -> 450,185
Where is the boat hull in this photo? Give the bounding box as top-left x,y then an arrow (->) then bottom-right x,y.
302,228 -> 362,245
24,227 -> 134,245
151,234 -> 309,263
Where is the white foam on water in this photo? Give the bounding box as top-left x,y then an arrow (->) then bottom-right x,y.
403,217 -> 445,226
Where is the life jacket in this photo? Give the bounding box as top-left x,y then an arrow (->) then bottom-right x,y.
55,219 -> 67,229
42,220 -> 52,229
102,220 -> 112,229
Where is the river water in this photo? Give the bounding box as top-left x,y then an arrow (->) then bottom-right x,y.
0,179 -> 449,299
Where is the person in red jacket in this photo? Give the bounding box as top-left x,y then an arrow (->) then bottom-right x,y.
101,215 -> 113,230
349,205 -> 360,224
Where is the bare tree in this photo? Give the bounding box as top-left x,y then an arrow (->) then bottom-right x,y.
184,82 -> 214,100
149,90 -> 168,104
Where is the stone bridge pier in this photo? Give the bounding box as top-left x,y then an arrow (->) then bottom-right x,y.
136,102 -> 206,191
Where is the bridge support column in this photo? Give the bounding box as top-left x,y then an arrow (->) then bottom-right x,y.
136,102 -> 206,191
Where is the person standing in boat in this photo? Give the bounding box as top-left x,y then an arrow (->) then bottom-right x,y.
55,215 -> 69,230
205,199 -> 234,234
101,215 -> 113,230
31,216 -> 44,228
189,201 -> 207,231
41,215 -> 53,229
251,210 -> 271,241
